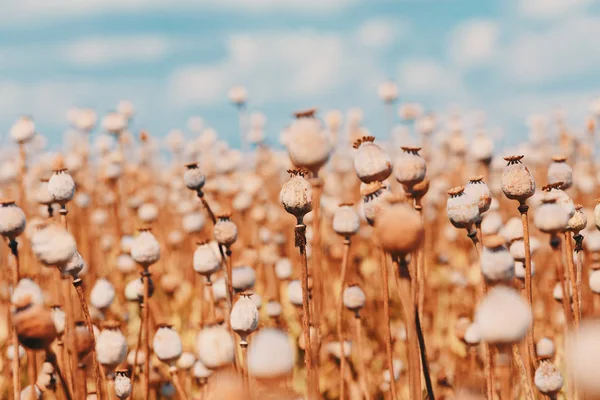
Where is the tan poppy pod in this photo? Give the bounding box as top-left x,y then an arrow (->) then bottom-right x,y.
280,169 -> 312,222
534,195 -> 569,234
228,85 -> 248,106
542,183 -> 575,218
446,186 -> 479,231
361,181 -> 391,226
501,155 -> 535,202
0,200 -> 26,240
352,136 -> 392,183
48,168 -> 75,206
285,109 -> 332,174
213,213 -> 238,247
547,155 -> 572,190
183,163 -> 206,191
534,361 -> 563,397
10,116 -> 36,144
13,297 -> 57,350
73,321 -> 95,360
481,235 -> 514,283
567,204 -> 587,233
464,176 -> 492,214
373,200 -> 423,257
470,132 -> 494,164
378,80 -> 399,104
393,146 -> 426,190
332,203 -> 360,237
411,178 -> 430,200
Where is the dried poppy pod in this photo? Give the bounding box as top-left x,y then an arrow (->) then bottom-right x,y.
195,320 -> 235,369
547,155 -> 572,190
501,155 -> 535,203
398,103 -> 423,121
361,181 -> 392,226
446,186 -> 480,233
248,328 -> 295,379
534,361 -> 563,398
60,250 -> 85,279
464,176 -> 492,215
96,320 -> 127,370
0,200 -> 26,240
534,195 -> 569,234
232,266 -> 256,292
373,198 -> 424,257
213,213 -> 238,247
481,212 -> 503,235
153,324 -> 183,366
183,163 -> 206,192
31,223 -> 76,267
48,168 -> 75,206
74,108 -> 97,132
90,278 -> 115,310
193,240 -> 220,281
125,277 -> 154,302
35,178 -> 53,207
567,321 -> 600,396
567,204 -> 587,233
13,296 -> 57,350
50,305 -> 65,337
280,169 -> 312,223
286,280 -> 303,307
470,132 -> 494,164
72,321 -> 95,359
411,178 -> 430,201
230,294 -> 259,345
285,109 -> 332,174
589,270 -> 600,294
542,183 -> 575,218
353,136 -> 392,183
20,385 -> 41,400
474,286 -> 532,345
378,80 -> 399,104
393,146 -> 426,191
131,228 -> 160,268
138,203 -> 159,223
536,337 -> 555,360
481,235 -> 515,284
464,323 -> 481,346
177,352 -> 196,370
593,199 -> 600,230
343,284 -> 366,314
102,111 -> 127,134
11,278 -> 44,306
114,370 -> 132,400
332,203 -> 360,237
10,116 -> 36,144
228,85 -> 248,106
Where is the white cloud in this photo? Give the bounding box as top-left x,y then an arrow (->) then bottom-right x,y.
518,0 -> 593,19
356,18 -> 406,48
168,32 -> 350,106
63,36 -> 169,66
504,15 -> 600,84
398,59 -> 462,94
449,19 -> 499,67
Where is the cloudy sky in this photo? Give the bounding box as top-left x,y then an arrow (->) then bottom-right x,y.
1,0 -> 600,148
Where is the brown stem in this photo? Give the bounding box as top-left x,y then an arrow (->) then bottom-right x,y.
197,191 -> 216,225
61,279 -> 78,398
415,309 -> 435,400
337,237 -> 351,400
73,279 -> 104,400
169,367 -> 188,400
550,236 -> 573,326
27,350 -> 36,400
512,344 -> 535,400
355,315 -> 371,400
380,250 -> 397,400
18,144 -> 26,205
310,177 -> 323,347
295,223 -> 315,398
564,232 -> 580,327
240,343 -> 250,398
225,249 -> 234,310
46,349 -> 73,400
8,240 -> 21,400
130,303 -> 144,400
142,271 -> 151,400
519,204 -> 537,381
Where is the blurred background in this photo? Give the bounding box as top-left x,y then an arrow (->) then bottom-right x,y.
1,0 -> 600,148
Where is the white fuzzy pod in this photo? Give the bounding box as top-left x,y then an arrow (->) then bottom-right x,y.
481,212 -> 503,235
548,160 -> 573,190
60,250 -> 85,278
131,230 -> 160,268
96,328 -> 127,369
232,191 -> 252,212
275,258 -> 292,280
182,212 -> 205,233
124,278 -> 145,302
48,171 -> 75,205
536,337 -> 555,359
51,307 -> 66,336
333,205 -> 360,236
464,179 -> 492,214
446,191 -> 479,230
353,141 -> 392,183
35,182 -> 53,205
475,286 -> 532,344
393,148 -> 426,187
192,360 -> 213,379
20,385 -> 41,400
464,323 -> 481,345
91,209 -> 108,226
90,278 -> 115,310
127,350 -> 145,366
514,260 -> 535,280
232,266 -> 256,292
177,352 -> 195,370
11,278 -> 44,306
501,158 -> 536,201
116,254 -> 136,274
501,217 -> 524,242
589,270 -> 600,294
195,324 -> 235,369
75,193 -> 91,208
343,286 -> 366,311
138,203 -> 159,223
193,243 -> 220,278
114,373 -> 132,400
10,117 -> 36,144
287,280 -> 303,306
535,361 -> 563,395
153,326 -> 183,365
103,112 -> 127,133
248,328 -> 295,378
326,341 -> 352,359
470,134 -> 494,162
378,81 -> 398,103
213,218 -> 238,247
230,296 -> 259,339
211,278 -> 227,301
534,200 -> 569,234
0,202 -> 26,240
265,300 -> 282,317
286,118 -> 332,173
6,344 -> 25,360
280,175 -> 313,220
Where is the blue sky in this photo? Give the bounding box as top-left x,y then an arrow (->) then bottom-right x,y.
1,0 -> 600,150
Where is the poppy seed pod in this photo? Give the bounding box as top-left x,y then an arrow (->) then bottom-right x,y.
378,80 -> 398,104
213,213 -> 237,247
464,176 -> 492,215
343,284 -> 366,312
127,350 -> 146,366
195,323 -> 235,369
534,361 -> 563,396
393,146 -> 427,190
230,295 -> 259,344
114,370 -> 132,400
182,212 -> 206,233
6,344 -> 25,361
116,254 -> 136,274
248,328 -> 295,379
138,203 -> 159,223
501,217 -> 524,242
228,85 -> 247,105
153,324 -> 183,365
474,286 -> 532,344
464,323 -> 481,346
285,110 -> 332,174
125,278 -> 153,302
280,170 -> 312,222
515,260 -> 536,281
501,155 -> 535,202
470,132 -> 494,164
232,266 -> 256,292
183,163 -> 206,191
90,278 -> 115,310
275,258 -> 292,280
543,185 -> 575,219
20,385 -> 41,400
35,180 -> 53,206
353,136 -> 392,183
326,341 -> 352,360
536,337 -> 555,359
374,200 -> 423,257
361,181 -> 392,226
589,270 -> 600,294
332,203 -> 360,237
59,250 -> 85,279
131,229 -> 160,268
73,322 -> 94,359
50,306 -> 65,336
481,236 -> 515,283
177,352 -> 195,370
534,195 -> 569,234
594,200 -> 600,230
103,111 -> 127,134
548,156 -> 572,190
192,360 -> 212,380
567,321 -> 600,396
13,298 -> 57,350
193,241 -> 220,280
481,212 -> 503,235
287,280 -> 303,306
75,108 -> 97,132
31,223 -> 76,267
96,321 -> 127,370
11,278 -> 44,306
0,200 -> 26,240
10,116 -> 36,144
446,186 -> 480,232
509,238 -> 528,261
48,169 -> 75,205
266,300 -> 282,318
567,204 -> 587,233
